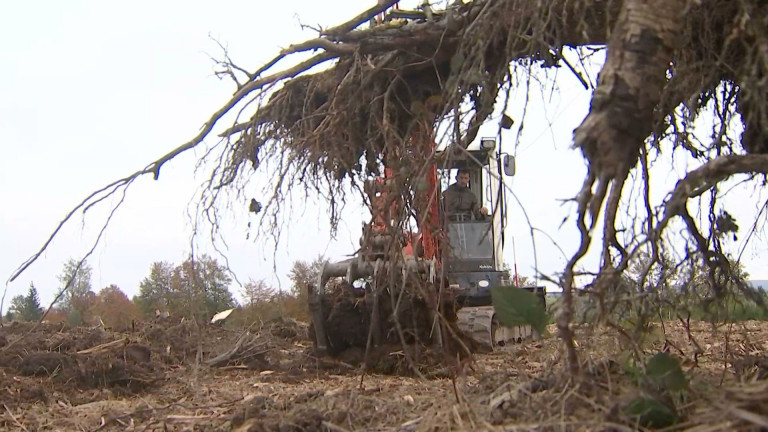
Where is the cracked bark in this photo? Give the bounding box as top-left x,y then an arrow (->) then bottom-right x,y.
560,0 -> 688,376
575,0 -> 687,179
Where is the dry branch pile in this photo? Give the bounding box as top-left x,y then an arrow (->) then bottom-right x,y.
1,320 -> 768,431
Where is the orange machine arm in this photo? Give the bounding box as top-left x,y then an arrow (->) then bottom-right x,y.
410,124 -> 442,263
364,122 -> 442,264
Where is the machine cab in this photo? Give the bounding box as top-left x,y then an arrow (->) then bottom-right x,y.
437,139 -> 515,299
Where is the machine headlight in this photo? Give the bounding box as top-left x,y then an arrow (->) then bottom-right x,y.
477,280 -> 490,288
480,137 -> 496,151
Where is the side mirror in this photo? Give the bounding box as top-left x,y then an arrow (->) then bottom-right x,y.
503,154 -> 516,176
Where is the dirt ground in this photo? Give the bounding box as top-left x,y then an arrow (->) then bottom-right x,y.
1,317 -> 768,431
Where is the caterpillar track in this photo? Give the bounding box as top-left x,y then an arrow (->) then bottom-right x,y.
456,306 -> 537,351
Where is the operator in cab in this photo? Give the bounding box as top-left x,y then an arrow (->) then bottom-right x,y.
442,168 -> 489,221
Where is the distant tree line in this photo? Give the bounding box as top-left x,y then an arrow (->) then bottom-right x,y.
5,258 -> 143,329
134,254 -> 324,326
3,254 -> 324,328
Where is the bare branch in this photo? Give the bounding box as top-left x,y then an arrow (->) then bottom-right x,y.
321,0 -> 402,37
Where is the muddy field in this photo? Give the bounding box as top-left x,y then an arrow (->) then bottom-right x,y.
1,317 -> 768,431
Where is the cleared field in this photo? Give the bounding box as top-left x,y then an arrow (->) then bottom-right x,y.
1,318 -> 767,431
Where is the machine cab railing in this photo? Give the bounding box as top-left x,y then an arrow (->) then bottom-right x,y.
444,218 -> 495,272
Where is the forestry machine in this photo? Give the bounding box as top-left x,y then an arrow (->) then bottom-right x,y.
307,135 -> 546,355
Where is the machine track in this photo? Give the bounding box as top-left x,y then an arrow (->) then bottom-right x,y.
456,306 -> 536,351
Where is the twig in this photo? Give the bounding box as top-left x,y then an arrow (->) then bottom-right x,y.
2,189 -> 129,349
2,404 -> 28,432
322,0 -> 402,37
721,404 -> 768,428
559,51 -> 590,90
321,421 -> 352,432
94,397 -> 242,431
660,154 -> 768,226
165,415 -> 211,423
77,338 -> 128,355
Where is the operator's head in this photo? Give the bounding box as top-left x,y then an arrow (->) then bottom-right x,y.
456,169 -> 471,188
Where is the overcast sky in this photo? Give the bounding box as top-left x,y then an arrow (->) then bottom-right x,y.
2,1 -> 766,311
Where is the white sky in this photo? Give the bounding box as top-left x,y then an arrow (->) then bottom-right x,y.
2,1 -> 766,310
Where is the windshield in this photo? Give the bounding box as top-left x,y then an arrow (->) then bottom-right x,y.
446,221 -> 493,260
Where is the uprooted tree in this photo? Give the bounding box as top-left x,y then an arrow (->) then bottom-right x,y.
8,0 -> 768,372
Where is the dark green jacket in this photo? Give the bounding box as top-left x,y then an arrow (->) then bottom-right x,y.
442,183 -> 479,217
